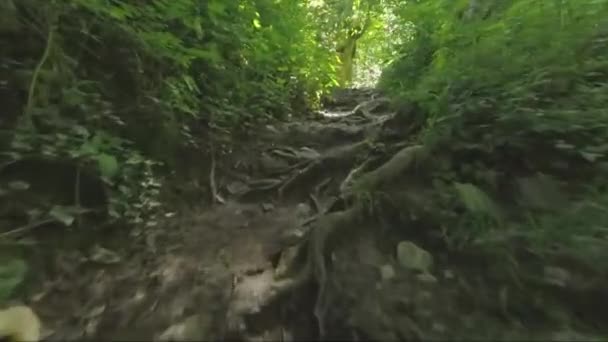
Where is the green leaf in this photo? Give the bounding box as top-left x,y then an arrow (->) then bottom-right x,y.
7,181 -> 30,191
0,257 -> 27,302
72,125 -> 90,137
97,153 -> 119,179
581,151 -> 602,163
453,182 -> 500,221
49,206 -> 76,226
208,0 -> 226,15
79,141 -> 98,157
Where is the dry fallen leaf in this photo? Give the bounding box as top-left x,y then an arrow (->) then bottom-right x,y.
89,245 -> 122,264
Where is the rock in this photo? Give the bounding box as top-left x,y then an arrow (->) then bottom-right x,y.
297,147 -> 321,159
274,246 -> 300,279
395,316 -> 423,340
261,203 -> 274,212
544,266 -> 571,287
259,153 -> 288,171
7,180 -> 29,191
264,124 -> 279,134
0,306 -> 41,342
396,241 -> 433,273
551,330 -> 589,341
416,273 -> 438,284
247,327 -> 283,342
295,203 -> 312,218
418,291 -> 433,301
418,309 -> 433,318
379,264 -> 396,281
432,322 -> 446,333
157,314 -> 211,341
443,269 -> 455,279
352,97 -> 391,116
88,245 -> 121,264
227,181 -> 250,195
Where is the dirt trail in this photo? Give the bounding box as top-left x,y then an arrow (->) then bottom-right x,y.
22,88 -> 608,341
23,88 -> 384,341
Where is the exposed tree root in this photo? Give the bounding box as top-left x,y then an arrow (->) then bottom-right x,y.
274,144 -> 431,277
339,157 -> 376,194
209,150 -> 226,204
268,204 -> 365,307
353,144 -> 429,190
243,143 -> 433,338
278,141 -> 371,198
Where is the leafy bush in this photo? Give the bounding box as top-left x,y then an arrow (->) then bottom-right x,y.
379,0 -> 608,257
0,0 -> 340,229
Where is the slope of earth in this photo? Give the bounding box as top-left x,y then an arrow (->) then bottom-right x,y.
12,88 -> 385,341
14,88 -> 608,341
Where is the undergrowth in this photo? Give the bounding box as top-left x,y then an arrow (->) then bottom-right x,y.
379,0 -> 608,267
0,0 -> 339,231
0,0 -> 341,301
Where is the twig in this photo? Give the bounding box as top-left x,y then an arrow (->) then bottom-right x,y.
209,146 -> 225,205
278,160 -> 318,198
309,193 -> 323,214
24,12 -> 57,129
312,224 -> 328,339
75,166 -> 82,228
0,159 -> 19,171
0,219 -> 56,239
339,157 -> 374,193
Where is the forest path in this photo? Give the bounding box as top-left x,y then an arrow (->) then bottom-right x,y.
27,88 -> 387,341
20,88 -> 608,342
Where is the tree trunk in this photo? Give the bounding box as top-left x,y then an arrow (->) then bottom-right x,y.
338,38 -> 357,87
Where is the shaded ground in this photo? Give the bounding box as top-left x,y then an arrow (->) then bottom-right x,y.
24,202 -> 317,340
14,88 -> 608,341
17,90 -> 380,341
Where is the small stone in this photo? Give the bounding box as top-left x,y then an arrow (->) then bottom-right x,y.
443,269 -> 455,279
265,125 -> 279,133
380,264 -> 396,281
260,154 -> 288,171
295,203 -> 312,217
551,330 -> 587,341
432,322 -> 446,333
227,181 -> 250,195
418,309 -> 433,318
8,180 -> 30,191
544,266 -> 570,287
274,246 -> 299,279
261,203 -> 275,212
394,297 -> 412,312
297,147 -> 321,159
85,304 -> 106,319
396,241 -> 433,273
88,246 -> 121,264
416,273 -> 438,284
418,291 -> 432,301
158,315 -> 209,341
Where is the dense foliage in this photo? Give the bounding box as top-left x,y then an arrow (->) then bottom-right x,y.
3,0 -> 608,325
0,0 -> 344,231
379,0 -> 608,263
